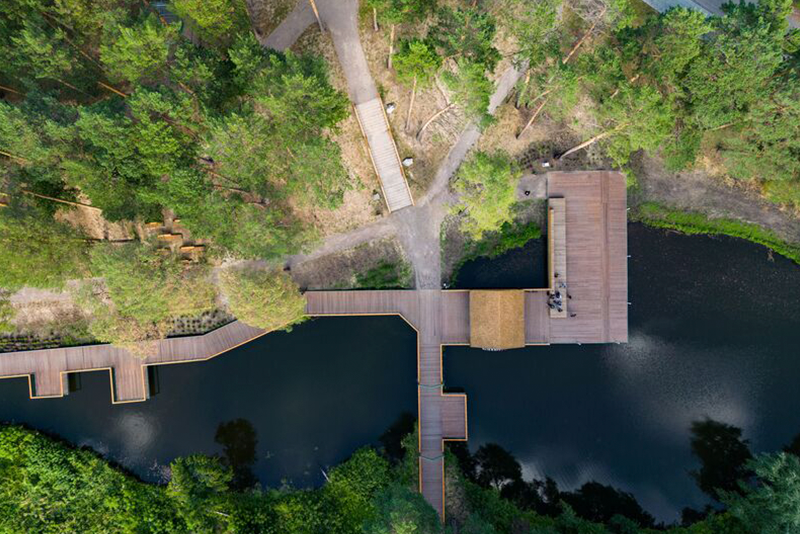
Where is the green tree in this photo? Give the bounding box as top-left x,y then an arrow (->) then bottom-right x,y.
442,59 -> 494,127
364,483 -> 443,534
429,6 -> 500,71
100,14 -> 178,85
0,425 -> 183,533
453,151 -> 521,239
219,266 -> 306,331
366,0 -> 435,67
170,0 -> 249,48
560,83 -> 674,167
393,38 -> 442,131
324,448 -> 393,532
498,0 -> 562,66
168,455 -> 233,533
683,0 -> 788,131
721,453 -> 800,534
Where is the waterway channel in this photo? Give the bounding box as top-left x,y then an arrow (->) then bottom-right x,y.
0,224 -> 798,523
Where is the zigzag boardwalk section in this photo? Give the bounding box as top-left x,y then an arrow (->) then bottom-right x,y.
0,171 -> 627,521
354,98 -> 414,212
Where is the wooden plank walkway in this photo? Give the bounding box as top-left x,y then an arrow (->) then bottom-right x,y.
354,98 -> 414,212
546,171 -> 628,344
0,171 -> 627,521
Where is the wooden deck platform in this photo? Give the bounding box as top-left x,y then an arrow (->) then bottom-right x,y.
0,171 -> 627,521
354,98 -> 414,212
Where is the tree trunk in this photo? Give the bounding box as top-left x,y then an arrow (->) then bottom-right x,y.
97,81 -> 127,98
21,189 -> 102,210
516,96 -> 550,139
388,25 -> 395,69
308,0 -> 323,31
558,128 -> 618,160
417,103 -> 455,139
405,76 -> 417,132
373,8 -> 378,32
562,6 -> 607,65
0,84 -> 24,96
0,149 -> 29,164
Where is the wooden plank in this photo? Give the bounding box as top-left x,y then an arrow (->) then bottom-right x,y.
441,394 -> 467,439
354,98 -> 414,212
525,291 -> 550,343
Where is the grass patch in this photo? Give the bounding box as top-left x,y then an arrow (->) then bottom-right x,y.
449,220 -> 542,285
632,202 -> 800,264
355,260 -> 412,289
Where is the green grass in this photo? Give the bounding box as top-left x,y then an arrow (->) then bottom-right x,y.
355,260 -> 412,289
632,202 -> 800,264
449,220 -> 542,285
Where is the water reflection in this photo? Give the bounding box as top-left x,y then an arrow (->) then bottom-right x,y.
215,418 -> 258,489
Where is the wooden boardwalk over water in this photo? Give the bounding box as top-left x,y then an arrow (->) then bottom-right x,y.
0,171 -> 627,520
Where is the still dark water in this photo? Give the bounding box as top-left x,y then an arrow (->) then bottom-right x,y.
447,223 -> 800,521
1,224 -> 799,523
0,317 -> 417,486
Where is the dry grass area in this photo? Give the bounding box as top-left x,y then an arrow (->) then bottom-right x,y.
290,237 -> 410,290
292,28 -> 387,235
357,8 -> 466,197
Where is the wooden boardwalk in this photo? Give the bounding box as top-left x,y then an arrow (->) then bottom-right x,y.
354,98 -> 414,212
0,171 -> 627,521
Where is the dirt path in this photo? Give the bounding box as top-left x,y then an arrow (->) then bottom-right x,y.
633,155 -> 800,245
260,0 -> 316,50
267,2 -> 526,288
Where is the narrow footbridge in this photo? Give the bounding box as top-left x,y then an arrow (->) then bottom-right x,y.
0,171 -> 628,520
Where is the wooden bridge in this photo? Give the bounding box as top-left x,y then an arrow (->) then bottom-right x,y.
0,171 -> 627,520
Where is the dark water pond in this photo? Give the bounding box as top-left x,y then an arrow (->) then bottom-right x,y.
0,317 -> 417,486
1,224 -> 798,524
445,223 -> 800,521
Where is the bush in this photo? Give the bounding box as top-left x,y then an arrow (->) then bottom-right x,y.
219,266 -> 306,330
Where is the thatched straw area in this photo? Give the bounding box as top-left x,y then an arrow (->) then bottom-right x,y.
469,290 -> 525,350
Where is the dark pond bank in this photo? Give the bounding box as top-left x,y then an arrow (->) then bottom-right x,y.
0,316 -> 417,486
445,223 -> 800,522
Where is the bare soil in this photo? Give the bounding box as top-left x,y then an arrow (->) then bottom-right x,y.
290,237 -> 410,290
630,154 -> 800,246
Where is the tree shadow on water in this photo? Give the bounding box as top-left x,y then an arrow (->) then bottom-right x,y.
214,418 -> 258,490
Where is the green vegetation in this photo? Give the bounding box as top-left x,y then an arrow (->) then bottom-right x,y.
632,202 -> 800,263
170,0 -> 250,47
453,150 -> 522,239
0,292 -> 14,333
509,0 -> 800,208
355,260 -> 412,289
5,419 -> 800,533
0,208 -> 90,291
77,242 -> 217,354
218,266 -> 306,331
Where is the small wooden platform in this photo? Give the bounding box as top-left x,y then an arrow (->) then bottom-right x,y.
354,98 -> 414,212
